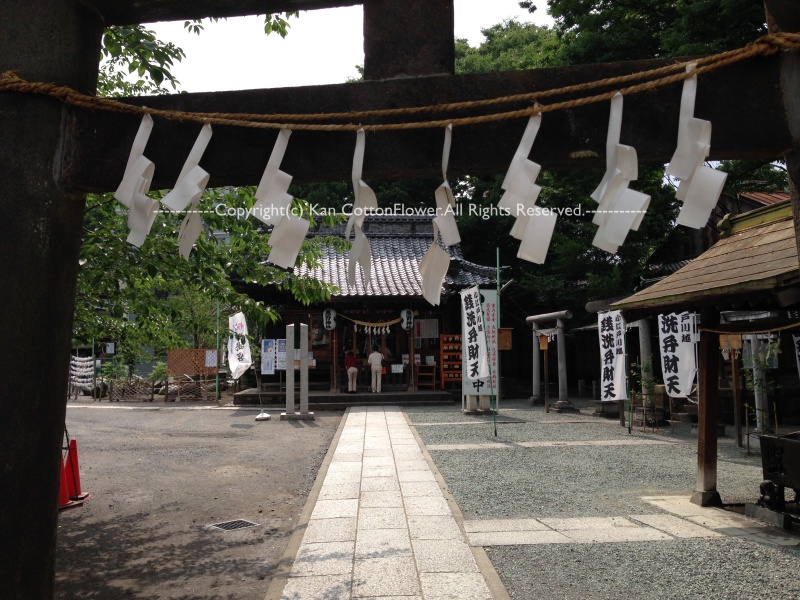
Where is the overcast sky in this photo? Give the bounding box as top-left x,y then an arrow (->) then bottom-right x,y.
145,0 -> 553,92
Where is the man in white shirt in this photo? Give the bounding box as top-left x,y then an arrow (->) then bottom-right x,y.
367,345 -> 384,393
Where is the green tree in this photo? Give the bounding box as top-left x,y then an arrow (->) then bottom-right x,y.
543,0 -> 768,64
75,19 -> 344,364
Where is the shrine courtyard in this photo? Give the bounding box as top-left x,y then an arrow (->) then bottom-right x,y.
57,397 -> 800,599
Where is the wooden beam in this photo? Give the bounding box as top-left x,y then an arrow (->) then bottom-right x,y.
90,0 -> 361,26
59,55 -> 790,192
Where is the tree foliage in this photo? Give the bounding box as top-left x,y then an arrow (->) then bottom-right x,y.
78,19 -> 343,366
542,0 -> 768,63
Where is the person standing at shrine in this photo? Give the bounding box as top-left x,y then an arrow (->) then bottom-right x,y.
368,345 -> 384,393
345,350 -> 359,394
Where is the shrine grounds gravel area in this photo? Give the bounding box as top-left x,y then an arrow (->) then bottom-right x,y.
407,399 -> 800,600
56,396 -> 800,600
56,399 -> 342,600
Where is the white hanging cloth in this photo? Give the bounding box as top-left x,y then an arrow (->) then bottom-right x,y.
347,223 -> 372,289
419,222 -> 450,306
345,130 -> 376,286
114,114 -> 158,247
345,129 -> 379,240
433,124 -> 461,246
160,123 -> 213,259
666,64 -> 727,228
590,93 -> 650,254
499,113 -> 554,264
252,129 -> 294,227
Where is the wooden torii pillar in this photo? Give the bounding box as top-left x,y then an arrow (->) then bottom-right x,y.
1,0 -> 799,596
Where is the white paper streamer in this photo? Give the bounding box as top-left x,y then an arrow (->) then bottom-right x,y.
114,114 -> 159,247
500,113 -> 556,263
345,129 -> 379,240
252,129 -> 293,227
420,222 -> 451,306
666,64 -> 727,229
160,124 -> 213,259
347,224 -> 372,289
267,212 -> 310,269
516,212 -> 558,264
433,124 -> 461,246
345,131 -> 376,287
161,124 -> 212,213
591,94 -> 651,253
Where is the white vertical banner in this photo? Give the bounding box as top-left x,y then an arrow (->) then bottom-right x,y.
658,312 -> 697,398
792,334 -> 800,379
227,312 -> 252,380
598,310 -> 627,401
461,286 -> 489,393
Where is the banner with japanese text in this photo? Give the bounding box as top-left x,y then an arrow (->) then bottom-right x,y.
261,339 -> 276,375
460,286 -> 493,395
227,312 -> 252,380
598,310 -> 627,401
658,312 -> 697,398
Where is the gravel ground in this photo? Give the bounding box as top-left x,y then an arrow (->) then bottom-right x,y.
407,399 -> 800,599
57,401 -> 341,600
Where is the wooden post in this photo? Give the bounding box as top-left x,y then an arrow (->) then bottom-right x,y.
691,309 -> 722,507
764,1 -> 800,263
731,352 -> 743,448
0,5 -> 103,595
363,0 -> 454,80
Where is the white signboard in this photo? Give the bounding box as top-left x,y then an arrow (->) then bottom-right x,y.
276,339 -> 287,371
461,287 -> 497,396
227,312 -> 252,380
261,339 -> 276,375
658,312 -> 697,398
598,310 -> 627,401
204,349 -> 218,368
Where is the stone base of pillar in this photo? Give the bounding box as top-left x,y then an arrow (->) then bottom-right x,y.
690,489 -> 722,507
280,412 -> 316,421
529,395 -> 542,406
551,400 -> 578,413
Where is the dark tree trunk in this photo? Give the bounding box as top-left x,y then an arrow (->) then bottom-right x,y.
0,2 -> 103,597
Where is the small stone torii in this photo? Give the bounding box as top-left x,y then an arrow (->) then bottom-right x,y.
526,310 -> 574,412
1,1 -> 799,596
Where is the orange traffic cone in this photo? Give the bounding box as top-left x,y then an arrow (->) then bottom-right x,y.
63,439 -> 90,501
58,459 -> 76,510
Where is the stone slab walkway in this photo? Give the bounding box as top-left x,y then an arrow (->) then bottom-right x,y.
275,406 -> 503,600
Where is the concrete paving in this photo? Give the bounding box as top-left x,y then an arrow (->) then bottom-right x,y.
271,406 -> 503,600
269,406 -> 800,600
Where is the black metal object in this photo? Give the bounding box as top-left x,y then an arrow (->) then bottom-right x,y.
758,432 -> 800,512
208,519 -> 259,532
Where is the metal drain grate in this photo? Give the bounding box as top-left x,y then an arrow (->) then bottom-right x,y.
208,519 -> 260,532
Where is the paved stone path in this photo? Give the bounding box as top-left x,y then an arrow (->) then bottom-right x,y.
278,406 -> 499,600
273,407 -> 799,599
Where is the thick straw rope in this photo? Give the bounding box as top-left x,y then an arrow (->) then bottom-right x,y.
1,32 -> 798,132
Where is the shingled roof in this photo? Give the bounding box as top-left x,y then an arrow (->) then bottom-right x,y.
294,215 -> 496,298
611,201 -> 800,314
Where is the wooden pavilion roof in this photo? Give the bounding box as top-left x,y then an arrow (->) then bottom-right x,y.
611,201 -> 800,315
